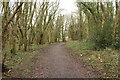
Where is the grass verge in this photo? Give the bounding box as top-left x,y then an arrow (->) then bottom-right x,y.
66,40 -> 119,78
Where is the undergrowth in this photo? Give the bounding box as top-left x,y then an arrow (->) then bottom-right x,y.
3,44 -> 47,71
66,40 -> 119,78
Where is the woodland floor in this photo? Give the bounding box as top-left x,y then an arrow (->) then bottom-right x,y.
7,43 -> 101,78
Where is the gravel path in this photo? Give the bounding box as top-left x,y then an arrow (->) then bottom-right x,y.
26,43 -> 99,78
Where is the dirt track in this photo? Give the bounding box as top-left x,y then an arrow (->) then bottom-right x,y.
25,43 -> 100,78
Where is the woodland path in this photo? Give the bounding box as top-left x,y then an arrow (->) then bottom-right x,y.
24,43 -> 100,78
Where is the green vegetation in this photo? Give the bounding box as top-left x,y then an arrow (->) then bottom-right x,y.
4,44 -> 47,71
1,0 -> 120,78
66,41 -> 119,78
66,2 -> 120,78
2,44 -> 47,78
68,2 -> 120,50
1,1 -> 65,71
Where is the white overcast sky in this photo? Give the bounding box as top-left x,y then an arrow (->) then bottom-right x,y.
59,0 -> 78,15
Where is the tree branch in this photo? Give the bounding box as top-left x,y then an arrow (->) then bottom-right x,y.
81,2 -> 97,23
3,2 -> 23,34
